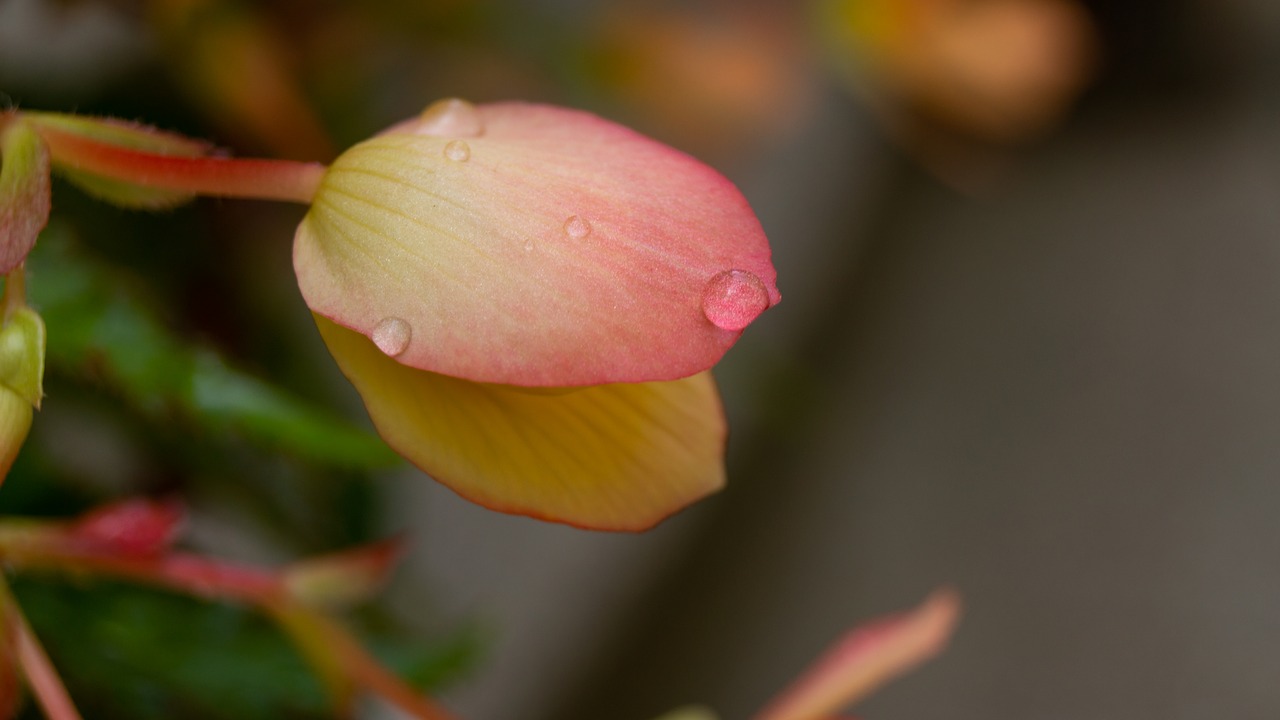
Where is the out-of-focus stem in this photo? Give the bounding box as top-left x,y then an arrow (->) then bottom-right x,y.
0,581 -> 83,720
0,534 -> 460,720
304,609 -> 461,720
0,548 -> 282,605
35,124 -> 324,204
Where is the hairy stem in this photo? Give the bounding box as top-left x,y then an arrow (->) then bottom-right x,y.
35,124 -> 325,204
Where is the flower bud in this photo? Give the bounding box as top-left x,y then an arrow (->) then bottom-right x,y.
0,306 -> 44,479
0,120 -> 51,273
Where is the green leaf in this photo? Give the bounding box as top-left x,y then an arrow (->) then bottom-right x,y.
0,121 -> 51,271
26,224 -> 397,468
362,617 -> 485,693
186,349 -> 399,469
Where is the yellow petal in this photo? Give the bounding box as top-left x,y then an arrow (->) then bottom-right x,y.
315,315 -> 726,531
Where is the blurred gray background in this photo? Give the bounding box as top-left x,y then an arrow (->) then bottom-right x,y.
393,2 -> 1280,719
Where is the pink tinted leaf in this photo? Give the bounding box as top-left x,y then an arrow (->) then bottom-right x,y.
296,99 -> 779,386
66,498 -> 185,556
284,537 -> 405,610
754,588 -> 961,720
0,122 -> 51,273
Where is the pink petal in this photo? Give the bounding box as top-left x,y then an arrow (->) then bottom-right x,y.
295,100 -> 778,386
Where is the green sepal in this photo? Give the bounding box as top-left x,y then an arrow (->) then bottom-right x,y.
0,122 -> 51,272
24,112 -> 211,210
0,306 -> 45,408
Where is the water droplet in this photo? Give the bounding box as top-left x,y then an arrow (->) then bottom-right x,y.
701,270 -> 770,331
372,317 -> 411,357
416,98 -> 484,137
563,215 -> 591,239
443,140 -> 470,162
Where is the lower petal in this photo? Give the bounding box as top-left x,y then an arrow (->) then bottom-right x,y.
315,315 -> 726,531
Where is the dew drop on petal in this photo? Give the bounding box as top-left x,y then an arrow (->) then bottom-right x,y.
444,140 -> 471,162
416,98 -> 484,137
701,270 -> 771,331
563,215 -> 591,239
372,317 -> 412,357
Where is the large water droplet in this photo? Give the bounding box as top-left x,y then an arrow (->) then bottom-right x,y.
372,317 -> 412,357
701,270 -> 770,331
444,140 -> 471,162
416,98 -> 484,137
563,215 -> 591,239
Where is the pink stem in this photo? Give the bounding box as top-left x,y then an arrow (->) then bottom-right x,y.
0,583 -> 83,720
35,124 -> 325,204
3,548 -> 283,604
309,610 -> 461,720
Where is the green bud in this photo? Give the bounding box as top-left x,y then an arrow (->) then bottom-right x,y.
0,306 -> 45,407
0,306 -> 45,480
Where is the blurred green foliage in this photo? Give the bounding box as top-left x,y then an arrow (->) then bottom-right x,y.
28,222 -> 398,470
13,576 -> 481,720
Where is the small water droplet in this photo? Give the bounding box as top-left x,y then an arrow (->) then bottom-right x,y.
416,98 -> 484,137
372,317 -> 412,357
563,215 -> 591,239
701,270 -> 770,331
443,140 -> 470,162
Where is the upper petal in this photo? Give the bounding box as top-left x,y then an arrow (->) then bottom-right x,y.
294,100 -> 778,386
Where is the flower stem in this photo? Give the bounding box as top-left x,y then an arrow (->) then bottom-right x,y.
0,580 -> 83,720
302,608 -> 461,720
2,267 -> 26,322
34,124 -> 325,204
